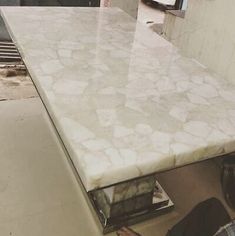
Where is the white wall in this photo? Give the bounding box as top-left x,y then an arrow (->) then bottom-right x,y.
163,0 -> 235,84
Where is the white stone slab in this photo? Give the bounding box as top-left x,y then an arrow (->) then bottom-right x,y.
101,0 -> 139,19
2,7 -> 235,191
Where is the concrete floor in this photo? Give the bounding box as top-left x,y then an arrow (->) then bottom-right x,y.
0,98 -> 105,236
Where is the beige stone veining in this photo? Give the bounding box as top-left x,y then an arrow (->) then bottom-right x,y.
100,0 -> 139,19
2,7 -> 235,191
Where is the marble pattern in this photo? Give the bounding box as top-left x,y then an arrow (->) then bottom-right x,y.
100,0 -> 139,18
2,7 -> 235,191
91,179 -> 170,220
93,190 -> 153,219
103,175 -> 155,203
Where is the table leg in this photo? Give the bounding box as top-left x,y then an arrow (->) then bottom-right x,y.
89,175 -> 174,234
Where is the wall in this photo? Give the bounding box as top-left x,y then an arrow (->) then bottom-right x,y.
0,0 -> 20,5
163,0 -> 235,84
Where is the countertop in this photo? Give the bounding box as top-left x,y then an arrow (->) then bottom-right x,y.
2,7 -> 235,191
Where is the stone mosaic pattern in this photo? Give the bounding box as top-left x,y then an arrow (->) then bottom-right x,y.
92,179 -> 169,219
103,175 -> 155,203
3,7 -> 235,191
93,189 -> 153,219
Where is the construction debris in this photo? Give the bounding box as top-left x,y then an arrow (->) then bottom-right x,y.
0,68 -> 37,101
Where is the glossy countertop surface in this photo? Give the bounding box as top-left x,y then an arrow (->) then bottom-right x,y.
2,7 -> 235,191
